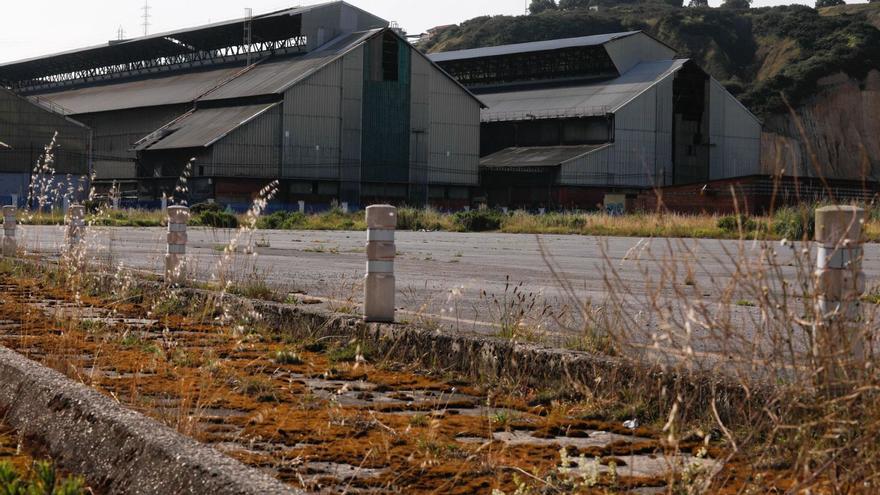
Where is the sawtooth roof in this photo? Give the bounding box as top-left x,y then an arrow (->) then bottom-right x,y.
479,58 -> 688,122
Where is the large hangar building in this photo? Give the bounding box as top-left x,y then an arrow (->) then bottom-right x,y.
429,32 -> 763,209
0,1 -> 482,208
0,87 -> 91,201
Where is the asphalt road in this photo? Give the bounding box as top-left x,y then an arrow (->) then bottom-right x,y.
16,225 -> 880,370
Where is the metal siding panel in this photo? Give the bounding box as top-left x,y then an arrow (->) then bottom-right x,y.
559,146 -> 611,186
0,89 -> 91,176
341,46 -> 364,191
612,86 -> 657,187
426,53 -> 480,186
410,51 -> 430,186
78,106 -> 187,179
282,57 -> 343,180
654,76 -> 674,185
209,104 -> 281,178
709,78 -> 761,180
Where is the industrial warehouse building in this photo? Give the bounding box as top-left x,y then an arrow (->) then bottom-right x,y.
429,32 -> 763,209
0,1 -> 481,208
1,3 -> 768,211
0,87 -> 91,201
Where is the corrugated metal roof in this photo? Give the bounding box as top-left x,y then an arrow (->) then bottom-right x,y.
479,58 -> 687,122
481,145 -> 607,169
0,1 -> 341,70
33,66 -> 242,114
427,32 -> 640,63
27,30 -> 376,114
201,30 -> 381,101
133,103 -> 279,151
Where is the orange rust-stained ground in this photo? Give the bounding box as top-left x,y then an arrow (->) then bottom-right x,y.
0,272 -> 792,494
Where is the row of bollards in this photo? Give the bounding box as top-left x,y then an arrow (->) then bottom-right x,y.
0,201 -> 866,381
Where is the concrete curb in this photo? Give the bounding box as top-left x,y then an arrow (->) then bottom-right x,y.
0,346 -> 298,495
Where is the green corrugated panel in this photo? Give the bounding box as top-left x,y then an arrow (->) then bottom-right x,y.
361,37 -> 411,183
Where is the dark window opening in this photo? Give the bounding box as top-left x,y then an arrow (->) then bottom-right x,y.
672,62 -> 710,185
438,46 -> 618,89
480,116 -> 612,156
382,32 -> 399,82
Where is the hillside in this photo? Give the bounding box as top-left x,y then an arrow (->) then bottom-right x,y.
419,3 -> 880,180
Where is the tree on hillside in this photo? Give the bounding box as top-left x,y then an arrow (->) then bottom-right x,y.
815,0 -> 845,6
559,0 -> 591,9
529,0 -> 558,14
689,0 -> 710,6
721,0 -> 751,8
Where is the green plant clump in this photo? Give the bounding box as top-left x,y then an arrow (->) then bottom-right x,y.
453,210 -> 504,232
257,211 -> 307,230
0,461 -> 86,495
717,214 -> 758,233
193,210 -> 239,229
772,205 -> 816,240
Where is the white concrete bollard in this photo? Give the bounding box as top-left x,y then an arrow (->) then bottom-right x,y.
364,205 -> 397,323
66,205 -> 86,249
539,208 -> 546,215
814,205 -> 866,386
166,206 -> 190,284
341,202 -> 350,214
62,197 -> 70,215
501,207 -> 509,214
112,196 -> 120,210
161,194 -> 168,211
463,206 -> 471,212
10,194 -> 17,208
298,200 -> 306,214
2,206 -> 16,257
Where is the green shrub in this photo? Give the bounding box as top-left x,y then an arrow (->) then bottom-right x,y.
772,205 -> 815,240
453,210 -> 504,232
191,202 -> 223,215
0,460 -> 86,495
717,214 -> 757,233
194,210 -> 238,229
257,211 -> 306,230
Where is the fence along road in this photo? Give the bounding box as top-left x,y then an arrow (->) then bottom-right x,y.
16,225 -> 880,368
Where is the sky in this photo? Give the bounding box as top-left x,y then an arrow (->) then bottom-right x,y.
0,0 -> 870,64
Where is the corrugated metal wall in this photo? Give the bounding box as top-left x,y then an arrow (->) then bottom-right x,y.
604,34 -> 677,75
340,45 -> 365,201
281,57 -> 344,180
653,76 -> 674,186
425,54 -> 481,186
77,105 -> 188,180
708,78 -> 762,180
410,52 -> 431,192
209,104 -> 281,177
0,88 -> 90,175
561,75 -> 673,188
361,36 -> 412,184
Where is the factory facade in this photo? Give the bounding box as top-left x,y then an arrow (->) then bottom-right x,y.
0,2 -> 481,208
1,3 -> 771,211
429,32 -> 763,210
